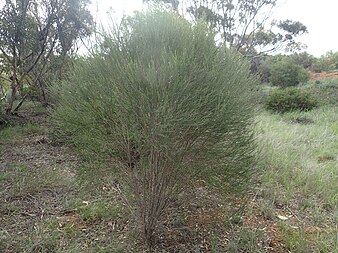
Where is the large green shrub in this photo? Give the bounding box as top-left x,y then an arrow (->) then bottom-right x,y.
270,58 -> 309,87
264,87 -> 318,113
52,10 -> 257,247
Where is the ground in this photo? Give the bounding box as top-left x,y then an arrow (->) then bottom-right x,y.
310,71 -> 338,81
0,78 -> 337,252
0,109 -> 289,252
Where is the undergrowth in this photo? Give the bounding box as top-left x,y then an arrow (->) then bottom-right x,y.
256,104 -> 338,252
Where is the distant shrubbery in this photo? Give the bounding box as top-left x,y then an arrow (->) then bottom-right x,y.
256,55 -> 310,87
289,52 -> 315,69
255,50 -> 338,84
264,87 -> 318,113
52,10 -> 257,248
311,51 -> 338,73
257,52 -> 338,113
269,58 -> 310,87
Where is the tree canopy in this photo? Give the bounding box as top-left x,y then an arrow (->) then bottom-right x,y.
0,0 -> 93,114
144,0 -> 308,56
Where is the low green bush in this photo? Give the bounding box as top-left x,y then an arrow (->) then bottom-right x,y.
264,87 -> 318,113
303,78 -> 338,106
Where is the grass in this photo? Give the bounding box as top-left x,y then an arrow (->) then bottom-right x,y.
1,80 -> 337,252
226,227 -> 265,253
0,172 -> 9,181
0,123 -> 43,142
257,106 -> 338,207
279,222 -> 338,253
0,117 -> 127,252
255,99 -> 338,251
9,162 -> 74,195
66,198 -> 123,221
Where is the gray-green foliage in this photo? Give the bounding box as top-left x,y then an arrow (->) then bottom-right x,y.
52,10 -> 257,247
145,0 -> 308,56
270,58 -> 310,87
311,51 -> 338,72
0,0 -> 93,114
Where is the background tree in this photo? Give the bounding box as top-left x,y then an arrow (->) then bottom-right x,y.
0,0 -> 93,114
290,52 -> 315,69
143,0 -> 180,10
145,0 -> 307,57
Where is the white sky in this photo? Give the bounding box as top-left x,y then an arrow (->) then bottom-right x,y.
90,0 -> 338,57
273,0 -> 338,57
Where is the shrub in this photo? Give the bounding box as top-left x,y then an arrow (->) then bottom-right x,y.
311,51 -> 338,73
269,59 -> 309,87
290,52 -> 315,69
0,99 -> 7,126
255,54 -> 287,83
264,87 -> 318,113
51,10 -> 257,248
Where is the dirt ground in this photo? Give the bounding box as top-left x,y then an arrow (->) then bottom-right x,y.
0,118 -> 289,252
309,71 -> 338,81
1,108 -> 333,252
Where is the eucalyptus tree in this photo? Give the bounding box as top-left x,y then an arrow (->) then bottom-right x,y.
144,0 -> 307,57
0,0 -> 93,114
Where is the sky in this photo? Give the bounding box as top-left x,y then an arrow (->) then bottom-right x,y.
273,0 -> 338,57
90,0 -> 338,57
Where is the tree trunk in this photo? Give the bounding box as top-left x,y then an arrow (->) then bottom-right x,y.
6,48 -> 18,115
5,75 -> 17,115
12,93 -> 29,114
38,79 -> 48,107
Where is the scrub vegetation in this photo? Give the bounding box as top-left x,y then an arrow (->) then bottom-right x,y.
1,4 -> 337,253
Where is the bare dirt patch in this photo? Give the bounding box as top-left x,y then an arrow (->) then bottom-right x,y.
310,71 -> 338,81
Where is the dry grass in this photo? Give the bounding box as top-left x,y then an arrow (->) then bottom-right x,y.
1,82 -> 337,252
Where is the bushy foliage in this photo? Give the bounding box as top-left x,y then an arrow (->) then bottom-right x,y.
311,51 -> 338,73
253,56 -> 271,83
0,88 -> 6,125
290,52 -> 315,69
269,58 -> 309,87
255,54 -> 310,84
305,78 -> 338,106
51,10 -> 257,247
264,87 -> 318,113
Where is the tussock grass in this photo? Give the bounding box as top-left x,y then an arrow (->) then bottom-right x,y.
256,104 -> 338,251
257,106 -> 337,206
